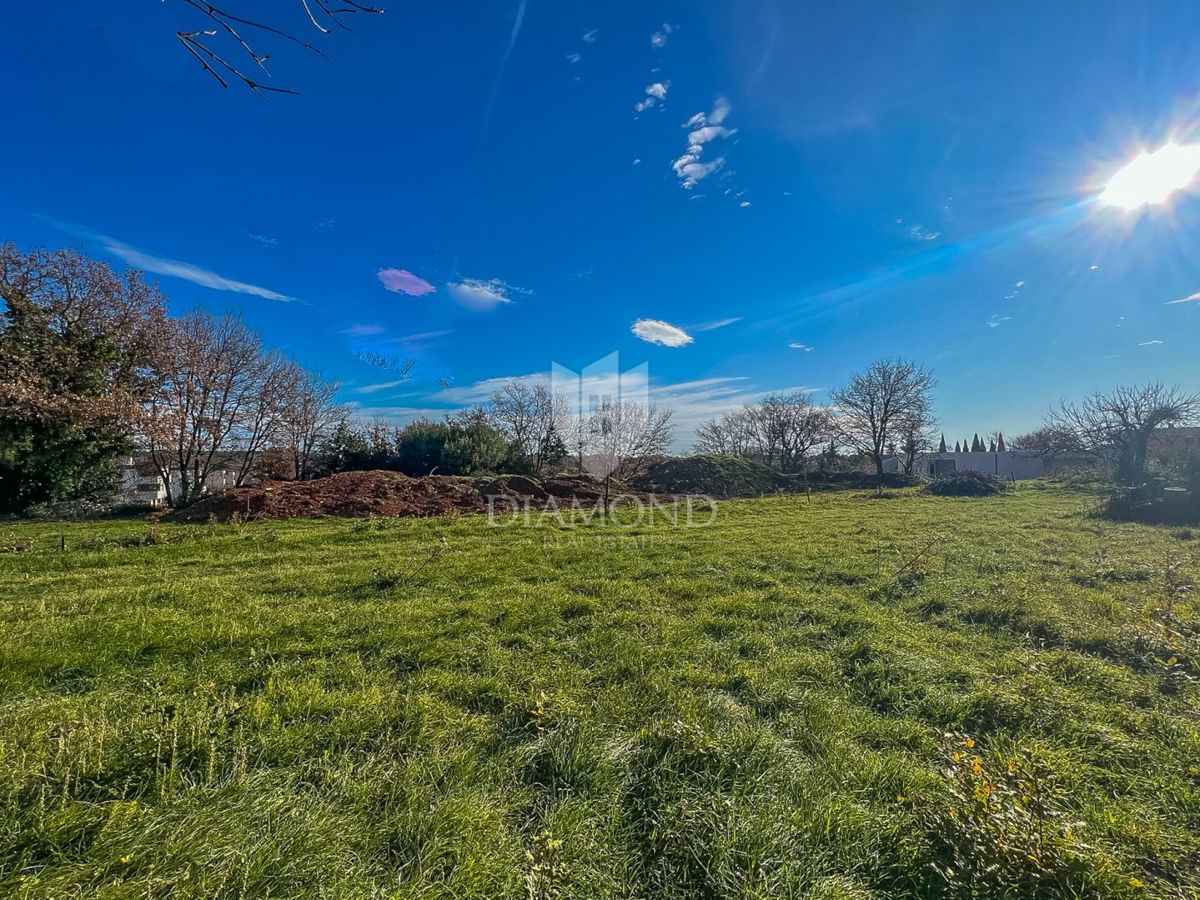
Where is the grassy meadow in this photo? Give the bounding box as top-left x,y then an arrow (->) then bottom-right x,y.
1,485 -> 1198,898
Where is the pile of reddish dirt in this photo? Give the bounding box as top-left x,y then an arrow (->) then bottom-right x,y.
161,471 -> 625,523
163,471 -> 487,523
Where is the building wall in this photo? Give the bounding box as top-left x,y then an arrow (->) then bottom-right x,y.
916,451 -> 1044,480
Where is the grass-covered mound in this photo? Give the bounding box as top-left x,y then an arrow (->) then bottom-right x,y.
924,470 -> 1010,496
633,454 -> 785,497
1,486 -> 1198,896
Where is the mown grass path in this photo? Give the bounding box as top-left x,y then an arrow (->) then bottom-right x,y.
1,485 -> 1197,897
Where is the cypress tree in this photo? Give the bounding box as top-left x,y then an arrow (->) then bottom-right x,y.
989,438 -> 996,452
954,441 -> 961,453
996,432 -> 1006,452
938,434 -> 947,453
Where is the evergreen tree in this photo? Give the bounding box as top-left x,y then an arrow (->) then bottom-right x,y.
954,440 -> 961,452
971,433 -> 982,452
989,438 -> 996,452
938,433 -> 947,453
996,432 -> 1006,452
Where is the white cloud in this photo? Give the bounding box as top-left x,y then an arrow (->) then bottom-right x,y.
566,52 -> 581,64
631,318 -> 694,347
445,278 -> 526,311
908,225 -> 940,241
248,233 -> 277,246
1015,280 -> 1026,288
672,98 -> 736,189
987,314 -> 1011,328
650,25 -> 672,47
1168,291 -> 1200,304
646,82 -> 669,99
693,317 -> 743,332
340,323 -> 385,337
581,28 -> 598,43
740,201 -> 751,208
788,341 -> 814,351
1139,339 -> 1165,346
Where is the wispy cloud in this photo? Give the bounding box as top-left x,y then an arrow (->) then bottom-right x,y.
908,225 -> 940,242
446,278 -> 526,311
673,97 -> 735,189
1168,291 -> 1200,304
693,317 -> 743,332
565,52 -> 581,64
377,268 -> 436,296
355,380 -> 409,395
395,329 -> 454,344
1139,339 -> 1165,346
987,314 -> 1011,328
340,323 -> 385,337
248,233 -> 278,246
788,341 -> 814,351
364,368 -> 811,452
650,23 -> 672,47
631,318 -> 694,347
42,219 -> 296,302
316,216 -> 337,229
581,28 -> 598,43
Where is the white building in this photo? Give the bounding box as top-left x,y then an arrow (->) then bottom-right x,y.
116,455 -> 249,508
885,450 -> 1045,480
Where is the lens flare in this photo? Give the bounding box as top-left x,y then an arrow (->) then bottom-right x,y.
1099,141 -> 1200,209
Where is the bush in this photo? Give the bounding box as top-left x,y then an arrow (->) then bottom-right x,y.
924,471 -> 1009,497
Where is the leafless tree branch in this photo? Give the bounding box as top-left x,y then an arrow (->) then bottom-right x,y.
170,0 -> 384,93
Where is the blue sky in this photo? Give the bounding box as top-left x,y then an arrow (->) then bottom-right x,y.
4,1 -> 1200,447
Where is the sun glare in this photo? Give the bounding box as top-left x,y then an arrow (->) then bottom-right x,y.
1099,141 -> 1200,209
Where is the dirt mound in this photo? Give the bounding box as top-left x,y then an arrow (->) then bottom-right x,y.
923,471 -> 1009,497
162,470 -> 622,523
633,455 -> 785,498
164,471 -> 487,523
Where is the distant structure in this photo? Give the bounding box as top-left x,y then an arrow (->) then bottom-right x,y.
116,454 -> 253,508
886,448 -> 1045,480
1147,425 -> 1200,464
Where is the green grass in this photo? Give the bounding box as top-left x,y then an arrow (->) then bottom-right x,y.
1,484 -> 1198,898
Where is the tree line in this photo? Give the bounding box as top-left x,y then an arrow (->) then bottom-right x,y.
0,246 -> 348,512
0,245 -> 675,512
694,359 -> 939,478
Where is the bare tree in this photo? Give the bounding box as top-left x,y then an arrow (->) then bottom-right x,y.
831,359 -> 936,479
747,393 -> 831,473
897,406 -> 939,475
170,0 -> 384,94
693,410 -> 753,457
584,400 -> 673,506
488,382 -> 573,474
1045,383 -> 1200,481
277,364 -> 345,480
143,311 -> 275,505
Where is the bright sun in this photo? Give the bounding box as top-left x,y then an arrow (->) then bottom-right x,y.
1099,141 -> 1200,209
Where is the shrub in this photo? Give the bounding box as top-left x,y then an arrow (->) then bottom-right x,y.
921,736 -> 1111,895
924,471 -> 1009,497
